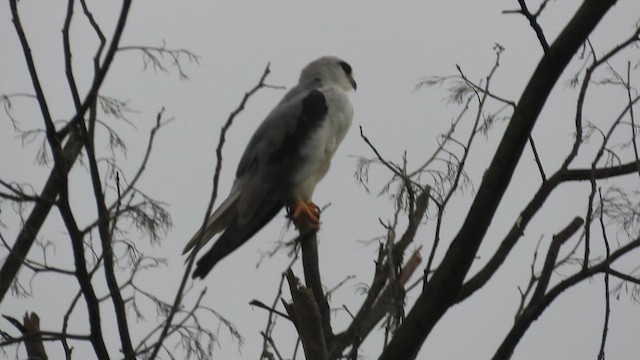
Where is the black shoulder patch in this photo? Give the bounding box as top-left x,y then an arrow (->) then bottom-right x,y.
301,89 -> 328,123
267,90 -> 328,165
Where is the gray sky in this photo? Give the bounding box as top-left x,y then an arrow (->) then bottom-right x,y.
2,1 -> 640,359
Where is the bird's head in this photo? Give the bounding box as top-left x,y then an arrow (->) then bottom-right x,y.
299,56 -> 357,92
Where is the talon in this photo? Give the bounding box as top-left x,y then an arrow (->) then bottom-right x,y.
306,200 -> 320,218
290,199 -> 321,231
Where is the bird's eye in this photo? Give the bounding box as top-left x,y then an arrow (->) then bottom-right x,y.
339,61 -> 352,76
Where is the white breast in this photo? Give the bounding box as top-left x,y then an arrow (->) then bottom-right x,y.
292,86 -> 353,200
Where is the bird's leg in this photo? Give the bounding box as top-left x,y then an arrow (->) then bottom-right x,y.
290,198 -> 320,231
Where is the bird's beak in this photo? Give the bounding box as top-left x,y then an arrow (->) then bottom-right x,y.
349,75 -> 357,91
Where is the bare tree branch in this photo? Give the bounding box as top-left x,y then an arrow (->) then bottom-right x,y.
503,0 -> 550,53
1,313 -> 49,360
597,189 -> 611,360
426,48 -> 503,279
381,2 -> 618,358
329,188 -> 429,358
530,217 -> 583,304
118,43 -> 200,80
493,236 -> 640,360
299,231 -> 334,344
63,0 -> 82,111
284,270 -> 329,360
78,66 -> 135,360
562,25 -> 640,170
625,61 -> 640,176
606,268 -> 640,286
147,63 -> 273,360
528,136 -> 547,181
0,0 -> 133,305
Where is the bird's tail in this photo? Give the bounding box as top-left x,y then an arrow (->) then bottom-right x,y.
191,229 -> 240,279
191,199 -> 284,279
182,189 -> 241,260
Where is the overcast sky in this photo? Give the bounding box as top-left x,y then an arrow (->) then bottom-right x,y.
2,1 -> 640,359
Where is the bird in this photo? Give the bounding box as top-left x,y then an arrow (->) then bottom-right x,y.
184,56 -> 357,279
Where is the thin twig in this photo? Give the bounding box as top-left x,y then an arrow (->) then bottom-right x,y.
625,61 -> 640,177
606,268 -> 640,285
260,271 -> 289,359
147,64 -> 272,360
531,217 -> 583,304
562,26 -> 640,170
0,0 -> 132,306
494,236 -> 640,360
597,189 -> 611,360
62,0 -> 82,111
528,135 -> 546,181
249,300 -> 291,321
504,0 -> 550,53
426,48 -> 503,279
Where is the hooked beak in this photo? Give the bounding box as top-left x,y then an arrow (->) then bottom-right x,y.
349,75 -> 357,91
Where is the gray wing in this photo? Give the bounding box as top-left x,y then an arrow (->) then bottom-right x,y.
233,87 -> 328,222
191,88 -> 329,278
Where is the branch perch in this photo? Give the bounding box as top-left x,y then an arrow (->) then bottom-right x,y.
284,270 -> 329,360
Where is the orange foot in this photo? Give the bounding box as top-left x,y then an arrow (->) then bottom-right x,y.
289,199 -> 320,231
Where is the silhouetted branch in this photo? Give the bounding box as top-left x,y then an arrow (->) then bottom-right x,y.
381,2 -> 618,358
425,48 -> 503,279
528,136 -> 546,181
358,126 -> 417,188
299,231 -> 334,343
63,0 -> 82,111
135,288 -> 229,359
0,0 -> 133,305
625,61 -> 640,176
504,0 -> 550,53
3,0 -> 71,303
284,270 -> 329,360
493,236 -> 640,360
258,269 -> 292,359
249,300 -> 291,321
606,268 -> 640,286
330,188 -> 429,358
597,189 -> 611,360
148,63 -> 273,360
118,43 -> 200,79
1,313 -> 49,359
458,161 -> 640,303
582,64 -> 640,270
530,217 -> 583,304
0,180 -> 51,204
563,25 -> 640,170
353,249 -> 422,343
77,57 -> 135,360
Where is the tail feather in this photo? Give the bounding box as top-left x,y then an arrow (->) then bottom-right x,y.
191,201 -> 284,279
191,230 -> 240,278
183,189 -> 241,259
